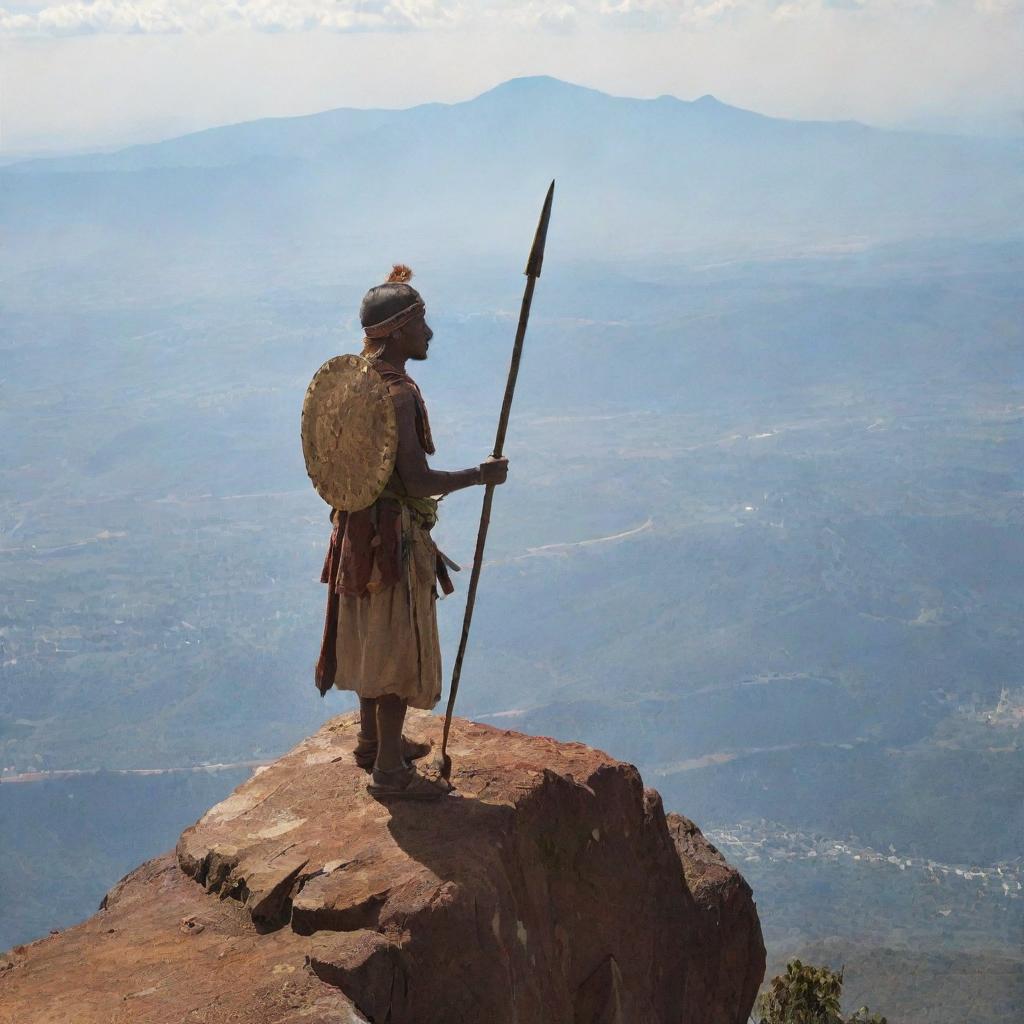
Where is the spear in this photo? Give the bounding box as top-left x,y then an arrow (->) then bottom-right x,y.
436,181 -> 555,782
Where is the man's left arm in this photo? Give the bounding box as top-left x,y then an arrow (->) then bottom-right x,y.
392,388 -> 507,497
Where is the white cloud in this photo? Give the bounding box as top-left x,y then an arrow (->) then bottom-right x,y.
0,1 -> 451,36
5,0 -> 1016,38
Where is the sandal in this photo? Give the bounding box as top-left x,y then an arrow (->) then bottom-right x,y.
366,765 -> 451,802
353,734 -> 433,772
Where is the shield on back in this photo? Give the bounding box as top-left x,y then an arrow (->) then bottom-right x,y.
301,354 -> 398,512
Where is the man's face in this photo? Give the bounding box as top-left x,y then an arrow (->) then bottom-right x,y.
404,315 -> 433,361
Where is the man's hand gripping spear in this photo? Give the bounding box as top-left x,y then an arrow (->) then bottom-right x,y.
436,181 -> 555,782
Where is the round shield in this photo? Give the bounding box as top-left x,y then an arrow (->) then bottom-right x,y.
301,354 -> 397,511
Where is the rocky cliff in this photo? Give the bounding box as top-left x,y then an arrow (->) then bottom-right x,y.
0,713 -> 765,1024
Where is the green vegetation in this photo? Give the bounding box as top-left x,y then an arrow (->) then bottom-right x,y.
756,960 -> 886,1024
767,944 -> 1024,1024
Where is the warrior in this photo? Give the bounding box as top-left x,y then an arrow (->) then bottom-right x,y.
315,265 -> 508,800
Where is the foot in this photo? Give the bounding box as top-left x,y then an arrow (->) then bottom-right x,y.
366,764 -> 451,802
353,734 -> 433,771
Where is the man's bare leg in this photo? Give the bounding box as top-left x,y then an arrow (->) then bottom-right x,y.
358,697 -> 378,743
355,696 -> 433,772
368,694 -> 448,799
374,694 -> 408,772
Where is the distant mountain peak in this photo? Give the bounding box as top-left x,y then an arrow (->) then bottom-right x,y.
481,74 -> 585,92
472,75 -> 612,103
488,74 -> 566,89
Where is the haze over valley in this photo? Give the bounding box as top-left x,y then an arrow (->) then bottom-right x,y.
2,77 -> 1022,1022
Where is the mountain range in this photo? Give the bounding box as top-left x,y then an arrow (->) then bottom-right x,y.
4,75 -> 1022,271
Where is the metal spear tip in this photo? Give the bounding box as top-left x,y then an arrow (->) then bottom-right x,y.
524,179 -> 555,279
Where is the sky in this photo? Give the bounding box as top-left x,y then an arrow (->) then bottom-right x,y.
1,0 -> 1022,154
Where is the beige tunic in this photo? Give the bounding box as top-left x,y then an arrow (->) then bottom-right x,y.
332,517 -> 442,710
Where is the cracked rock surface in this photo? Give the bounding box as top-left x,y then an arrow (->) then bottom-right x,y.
0,713 -> 765,1024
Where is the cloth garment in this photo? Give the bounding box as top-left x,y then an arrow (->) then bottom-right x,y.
314,496 -> 453,697
314,358 -> 451,703
331,517 -> 442,710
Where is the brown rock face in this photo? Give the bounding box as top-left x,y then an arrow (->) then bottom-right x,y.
0,714 -> 765,1024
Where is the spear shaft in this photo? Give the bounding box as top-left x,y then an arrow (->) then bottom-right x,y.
438,181 -> 555,780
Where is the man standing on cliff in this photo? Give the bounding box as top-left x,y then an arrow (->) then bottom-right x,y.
315,265 -> 508,800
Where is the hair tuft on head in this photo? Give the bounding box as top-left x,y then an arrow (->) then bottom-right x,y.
387,264 -> 414,284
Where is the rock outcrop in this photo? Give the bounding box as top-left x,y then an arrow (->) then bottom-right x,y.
0,713 -> 765,1023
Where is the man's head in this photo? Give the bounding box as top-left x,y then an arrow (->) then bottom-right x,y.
360,265 -> 433,362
